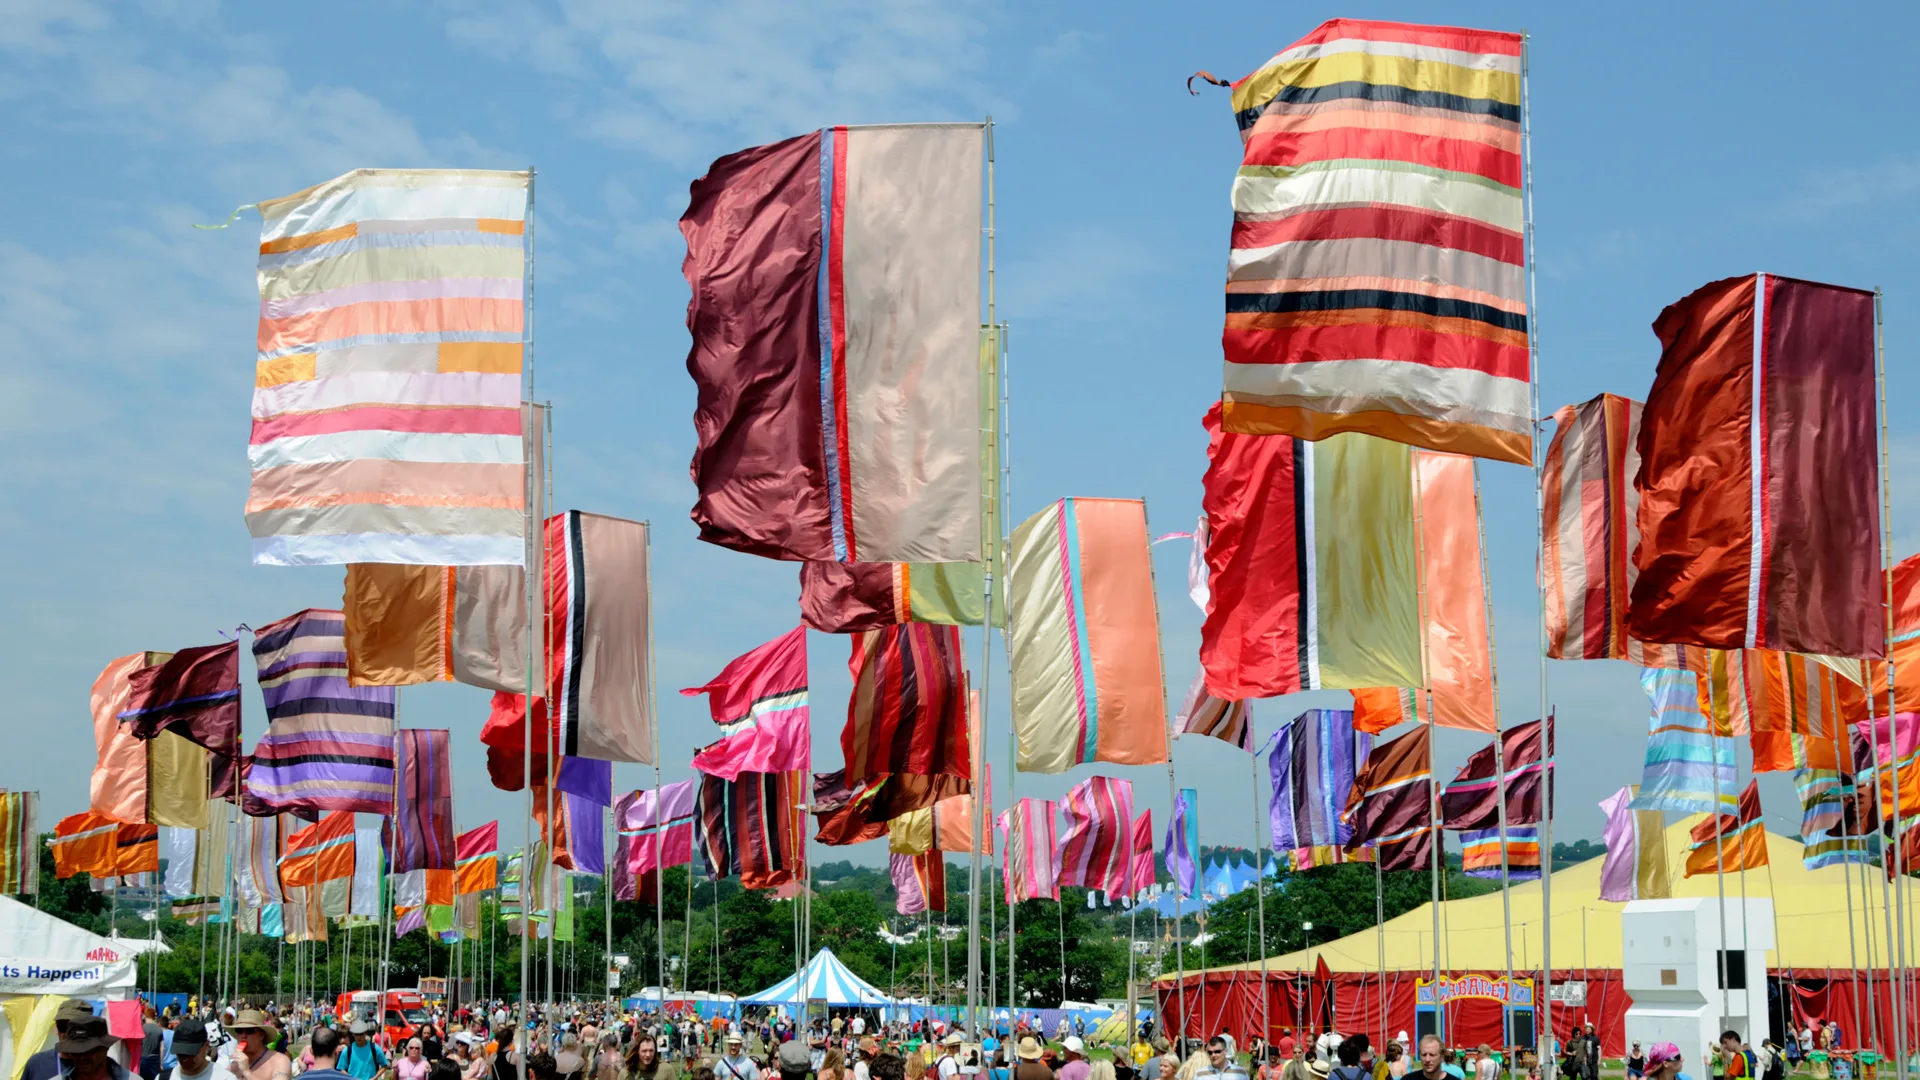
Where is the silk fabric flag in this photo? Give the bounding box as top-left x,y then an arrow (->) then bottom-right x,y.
247,168 -> 532,566
684,124 -> 984,564
1459,825 -> 1538,881
1630,668 -> 1737,815
685,627 -> 811,781
842,623 -> 969,788
623,780 -> 696,877
1268,710 -> 1371,870
280,811 -> 354,890
1162,791 -> 1199,899
1007,497 -> 1167,773
1804,830 -> 1881,871
146,730 -> 209,829
1543,394 -> 1701,668
479,692 -> 555,793
351,827 -> 382,917
799,561 -> 988,633
891,851 -> 946,915
546,511 -> 654,763
1598,785 -> 1671,901
1859,554 -> 1920,714
1854,713 -> 1920,823
1200,407 -> 1420,699
1794,765 -> 1849,842
1343,724 -> 1433,872
1438,717 -> 1552,830
50,813 -> 118,879
456,822 -> 499,893
1001,798 -> 1059,902
91,654 -> 159,825
888,764 -> 992,856
390,729 -> 454,872
545,790 -> 604,875
235,814 -> 287,906
1630,274 -> 1880,656
1175,669 -> 1254,752
119,642 -> 242,754
612,791 -> 644,902
0,793 -> 37,895
1220,19 -> 1529,464
1055,776 -> 1135,897
1684,780 -> 1768,877
1412,450 -> 1496,731
250,610 -> 398,814
695,770 -> 805,890
114,824 -> 159,876
343,562 -> 528,691
1728,651 -> 1858,773
1126,811 -> 1155,898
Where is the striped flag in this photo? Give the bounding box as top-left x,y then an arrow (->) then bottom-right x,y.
546,511 -> 655,763
171,898 -> 222,925
1727,651 -> 1858,773
842,623 -> 970,813
1269,709 -> 1372,870
390,729 -> 454,872
342,562 -> 530,692
0,793 -> 37,895
1000,798 -> 1058,903
1630,667 -> 1736,815
1803,830 -> 1879,871
1126,811 -> 1154,898
114,824 -> 160,876
280,811 -> 355,890
624,780 -> 696,878
1055,776 -> 1135,897
456,822 -> 499,894
118,642 -> 242,754
1459,826 -> 1538,881
246,168 -> 532,567
799,561 -> 988,633
1684,780 -> 1768,877
249,609 -> 398,814
1163,791 -> 1198,899
891,851 -> 947,915
1220,19 -> 1530,464
236,814 -> 288,906
695,770 -> 806,891
50,812 -> 118,879
685,628 -> 811,782
1439,718 -> 1552,830
1343,724 -> 1432,872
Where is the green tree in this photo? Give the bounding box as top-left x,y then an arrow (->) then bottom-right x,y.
1006,888 -> 1126,1007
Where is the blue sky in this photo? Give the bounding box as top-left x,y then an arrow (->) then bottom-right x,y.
6,0 -> 1920,873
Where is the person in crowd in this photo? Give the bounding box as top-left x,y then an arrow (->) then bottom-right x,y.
23,999 -> 102,1080
530,1053 -> 562,1080
398,1040 -> 432,1080
296,1026 -> 352,1080
429,1062 -> 464,1080
227,1011 -> 291,1080
556,1035 -> 588,1080
1053,1040 -> 1091,1080
1413,1038 -> 1447,1080
1627,1044 -> 1645,1080
626,1035 -> 678,1080
1438,1049 -> 1462,1080
1644,1044 -> 1688,1080
1012,1039 -> 1051,1080
1326,1037 -> 1368,1080
421,1028 -> 446,1064
171,1020 -> 221,1080
715,1035 -> 759,1080
820,1050 -> 851,1080
1373,1043 -> 1403,1080
1720,1033 -> 1753,1080
339,1022 -> 388,1080
906,1055 -> 929,1080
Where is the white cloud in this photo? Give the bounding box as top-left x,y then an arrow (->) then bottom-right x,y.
1774,155 -> 1920,224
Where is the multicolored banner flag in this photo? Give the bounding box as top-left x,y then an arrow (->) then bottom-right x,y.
118,642 -> 242,754
546,511 -> 654,763
695,770 -> 806,890
235,814 -> 287,906
623,780 -> 697,878
1630,274 -> 1879,656
1803,829 -> 1880,871
456,822 -> 499,894
1685,780 -> 1769,877
891,851 -> 947,915
685,627 -> 811,781
1219,19 -> 1530,464
1459,825 -> 1539,881
0,793 -> 37,895
842,623 -> 970,793
886,757 -> 991,857
351,827 -> 382,918
1000,798 -> 1059,903
1269,709 -> 1371,870
1126,810 -> 1155,898
1007,498 -> 1167,774
1727,651 -> 1858,773
1163,790 -> 1198,899
250,610 -> 398,814
684,124 -> 984,564
91,653 -> 160,826
799,561 -> 988,633
1055,776 -> 1135,897
1343,724 -> 1433,872
247,168 -> 532,567
1439,718 -> 1552,831
1630,667 -> 1737,815
1598,785 -> 1670,901
113,824 -> 159,876
343,562 -> 528,692
1174,669 -> 1253,752
279,811 -> 354,890
1200,407 -> 1420,699
391,729 -> 455,872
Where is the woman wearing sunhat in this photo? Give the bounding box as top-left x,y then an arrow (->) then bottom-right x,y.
225,1012 -> 290,1080
1012,1038 -> 1051,1080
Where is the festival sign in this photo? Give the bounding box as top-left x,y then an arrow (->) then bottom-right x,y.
1415,975 -> 1535,1007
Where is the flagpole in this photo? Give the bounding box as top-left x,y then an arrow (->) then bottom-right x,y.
1144,505 -> 1189,1050
1707,711 -> 1732,1027
1873,286 -> 1911,1080
544,410 -> 557,1017
516,165 -> 539,1060
646,522 -> 667,1015
1251,749 -> 1270,1051
967,112 -> 998,1042
1374,858 -> 1387,1042
1519,32 -> 1560,1077
1832,710 -> 1867,1052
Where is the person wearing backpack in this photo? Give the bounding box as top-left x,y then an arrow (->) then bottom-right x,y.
1329,1037 -> 1371,1080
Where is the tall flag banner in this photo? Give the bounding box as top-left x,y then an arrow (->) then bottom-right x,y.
1439,717 -> 1552,830
1598,785 -> 1671,901
553,874 -> 574,942
50,812 -> 117,879
1268,709 -> 1372,870
1629,274 -> 1880,657
0,793 -> 37,895
1126,810 -> 1155,898
808,768 -> 890,848
1863,553 -> 1920,713
456,822 -> 500,894
1460,825 -> 1538,880
695,770 -> 806,890
1855,713 -> 1920,823
390,729 -> 455,872
114,824 -> 160,876
280,811 -> 354,890
147,729 -> 210,829
546,790 -> 605,876
351,827 -> 382,917
1219,19 -> 1529,464
1160,791 -> 1199,898
236,814 -> 288,906
683,124 -> 985,563
1412,450 -> 1496,731
250,610 -> 398,814
1803,830 -> 1881,871
1794,765 -> 1849,842
842,623 -> 970,792
888,762 -> 992,857
891,851 -> 947,915
685,627 -> 811,781
1055,776 -> 1135,897
1002,798 -> 1059,902
1684,780 -> 1769,877
91,654 -> 158,825
1728,651 -> 1858,773
625,780 -> 697,878
799,561 -> 988,633
1343,724 -> 1433,872
118,642 -> 242,754
555,755 -> 613,807
1200,406 -> 1420,699
546,511 -> 654,763
1175,670 -> 1254,751
1630,667 -> 1737,815
1007,497 -> 1168,773
612,791 -> 644,902
343,563 -> 528,692
246,168 -> 533,567
1542,394 -> 1700,668
479,692 -> 554,794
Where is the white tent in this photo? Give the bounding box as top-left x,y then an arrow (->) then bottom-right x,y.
0,896 -> 141,998
739,948 -> 892,1006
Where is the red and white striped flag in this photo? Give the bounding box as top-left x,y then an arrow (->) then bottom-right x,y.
1055,776 -> 1134,896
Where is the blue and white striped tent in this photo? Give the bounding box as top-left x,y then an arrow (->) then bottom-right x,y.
739,947 -> 893,1006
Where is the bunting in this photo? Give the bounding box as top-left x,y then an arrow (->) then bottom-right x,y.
683,123 -> 984,564
246,168 -> 533,567
1630,274 -> 1880,657
1684,780 -> 1769,877
119,642 -> 242,755
1439,718 -> 1552,830
1343,724 -> 1432,872
1055,776 -> 1135,897
1269,709 -> 1372,870
49,812 -> 118,879
249,610 -> 399,815
546,511 -> 654,763
1459,825 -> 1538,881
799,561 -> 987,633
1200,407 -> 1420,699
843,623 -> 970,789
1007,497 -> 1168,773
1219,18 -> 1530,464
684,627 -> 811,782
695,770 -> 805,890
390,729 -> 454,872
457,822 -> 498,894
0,793 -> 37,895
343,562 -> 529,691
1000,798 -> 1059,903
1630,667 -> 1736,815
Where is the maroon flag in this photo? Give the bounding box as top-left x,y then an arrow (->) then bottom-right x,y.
1344,725 -> 1433,872
1438,717 -> 1553,831
118,642 -> 242,754
1630,274 -> 1880,657
841,624 -> 970,789
1055,776 -> 1134,897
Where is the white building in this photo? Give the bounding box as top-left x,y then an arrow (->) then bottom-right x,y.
1621,896 -> 1774,1059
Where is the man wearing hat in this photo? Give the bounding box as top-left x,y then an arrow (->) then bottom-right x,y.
21,999 -> 104,1080
225,1011 -> 289,1080
57,1007 -> 129,1080
171,1020 -> 222,1080
1055,1039 -> 1089,1080
338,1020 -> 389,1080
1012,1037 -> 1050,1080
937,1034 -> 966,1080
854,1037 -> 881,1080
718,1034 -> 761,1080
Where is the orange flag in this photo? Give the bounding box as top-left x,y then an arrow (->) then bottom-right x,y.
50,812 -> 119,878
281,812 -> 354,889
1684,780 -> 1768,877
112,824 -> 159,876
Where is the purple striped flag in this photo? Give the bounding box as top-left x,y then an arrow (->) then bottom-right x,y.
389,729 -> 454,872
248,609 -> 396,814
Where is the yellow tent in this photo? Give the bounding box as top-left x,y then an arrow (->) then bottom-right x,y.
1166,816 -> 1904,979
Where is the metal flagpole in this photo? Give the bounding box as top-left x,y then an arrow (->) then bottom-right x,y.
684,862 -> 694,993
968,112 -> 998,1041
544,409 -> 557,1017
1251,747 -> 1271,1050
1144,506 -> 1188,1049
1831,710 -> 1867,1050
1873,287 -> 1911,1080
1707,694 -> 1732,1028
1375,859 -> 1387,1040
648,522 -> 667,1014
518,166 -> 539,1063
1518,32 -> 1559,1077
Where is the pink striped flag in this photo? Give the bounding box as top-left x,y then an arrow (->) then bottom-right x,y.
997,798 -> 1057,903
1126,810 -> 1155,898
626,779 -> 697,877
684,627 -> 811,781
1055,776 -> 1135,896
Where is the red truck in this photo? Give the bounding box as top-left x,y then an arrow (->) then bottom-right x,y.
336,989 -> 429,1045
